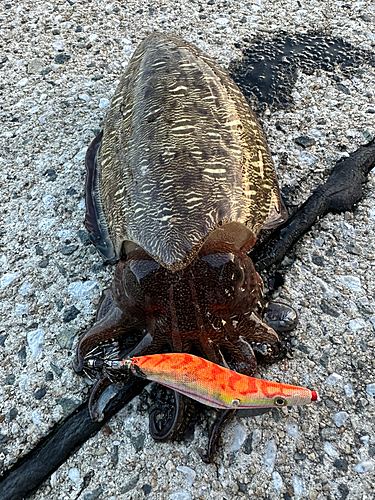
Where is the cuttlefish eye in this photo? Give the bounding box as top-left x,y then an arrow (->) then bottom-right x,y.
274,397 -> 287,407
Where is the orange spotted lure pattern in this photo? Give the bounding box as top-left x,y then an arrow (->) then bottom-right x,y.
109,353 -> 318,409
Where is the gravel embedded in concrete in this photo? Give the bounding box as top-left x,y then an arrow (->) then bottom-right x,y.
0,0 -> 375,499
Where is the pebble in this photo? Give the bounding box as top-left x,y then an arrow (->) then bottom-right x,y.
35,245 -> 44,256
38,218 -> 57,231
50,471 -> 58,489
26,329 -> 44,357
5,374 -> 15,385
334,412 -> 349,428
111,441 -> 119,467
360,435 -> 370,445
63,305 -> 80,323
293,476 -> 304,497
121,37 -> 132,46
314,237 -> 324,247
89,33 -> 98,43
78,94 -> 90,102
215,17 -> 229,25
50,363 -> 63,377
74,149 -> 86,162
67,280 -> 99,300
325,373 -> 342,386
120,474 -> 139,494
15,303 -> 28,316
16,77 -> 28,87
77,230 -> 91,245
340,221 -> 356,238
9,408 -> 18,422
333,458 -> 348,471
272,471 -> 283,491
312,254 -> 325,266
346,129 -> 358,138
294,136 -> 316,148
230,423 -> 247,451
349,318 -> 366,332
169,490 -> 191,500
56,398 -> 82,418
365,384 -> 375,396
56,327 -> 78,349
78,199 -> 86,210
45,169 -> 57,181
99,98 -> 110,109
130,433 -> 145,453
27,424 -> 37,436
28,106 -> 40,114
34,387 -> 46,400
165,459 -> 175,473
324,442 -> 339,458
19,373 -> 29,392
60,244 -> 78,255
31,410 -> 42,425
338,275 -> 361,291
286,423 -> 299,438
57,230 -> 72,240
241,434 -> 253,454
310,128 -> 325,139
176,466 -> 196,486
42,195 -> 55,207
336,83 -> 351,95
264,439 -> 277,473
314,277 -> 340,299
68,467 -> 81,485
346,242 -> 361,255
28,58 -> 44,74
52,40 -> 65,51
0,273 -> 17,288
84,487 -> 104,500
252,428 -> 262,449
298,151 -> 318,165
343,384 -> 354,397
353,461 -> 374,473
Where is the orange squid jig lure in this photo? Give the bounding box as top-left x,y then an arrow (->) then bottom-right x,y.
105,352 -> 318,410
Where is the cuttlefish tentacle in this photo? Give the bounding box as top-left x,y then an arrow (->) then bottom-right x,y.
149,391 -> 192,441
88,375 -> 113,421
201,409 -> 236,463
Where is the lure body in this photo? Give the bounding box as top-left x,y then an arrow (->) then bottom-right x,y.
109,353 -> 318,410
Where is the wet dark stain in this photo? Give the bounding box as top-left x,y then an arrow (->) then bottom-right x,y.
229,31 -> 375,110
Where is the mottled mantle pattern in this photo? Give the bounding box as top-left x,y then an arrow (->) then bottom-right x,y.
91,33 -> 283,269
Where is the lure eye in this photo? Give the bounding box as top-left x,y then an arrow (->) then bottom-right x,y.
274,397 -> 287,407
230,398 -> 240,407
